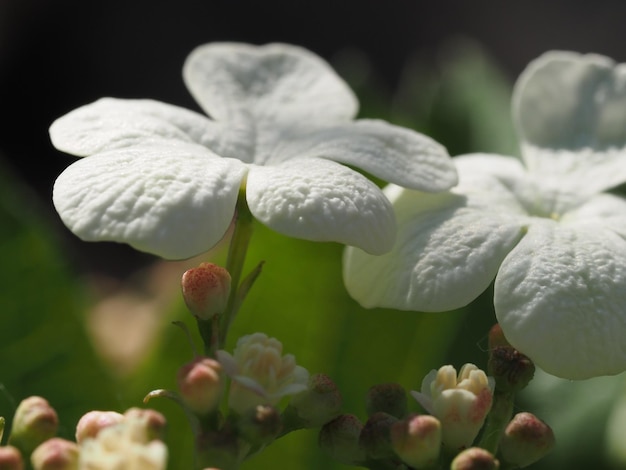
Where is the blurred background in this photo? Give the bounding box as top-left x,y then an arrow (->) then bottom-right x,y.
2,0 -> 626,468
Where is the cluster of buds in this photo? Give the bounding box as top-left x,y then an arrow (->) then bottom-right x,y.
0,397 -> 167,470
171,328 -> 342,467
318,357 -> 554,470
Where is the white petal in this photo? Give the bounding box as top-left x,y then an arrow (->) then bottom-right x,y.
562,192 -> 626,238
495,222 -> 626,379
53,144 -> 247,259
514,51 -> 626,192
183,42 -> 357,125
269,119 -> 457,191
246,158 -> 395,254
343,155 -> 528,311
49,97 -> 247,158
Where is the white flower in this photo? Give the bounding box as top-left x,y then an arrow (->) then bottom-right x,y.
49,42 -> 456,259
78,412 -> 167,470
216,332 -> 309,414
411,364 -> 494,451
344,51 -> 626,379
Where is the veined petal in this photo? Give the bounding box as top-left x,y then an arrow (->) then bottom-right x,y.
53,144 -> 247,259
183,42 -> 357,126
343,155 -> 529,311
495,222 -> 626,379
562,192 -> 626,238
49,98 -> 244,158
269,119 -> 457,191
246,158 -> 395,254
514,51 -> 626,192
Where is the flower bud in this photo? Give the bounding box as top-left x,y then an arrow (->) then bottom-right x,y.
289,373 -> 342,427
79,413 -> 167,470
177,357 -> 223,414
358,412 -> 398,460
487,325 -> 535,393
0,445 -> 24,470
390,414 -> 441,469
122,409 -> 167,441
318,414 -> 365,465
217,333 -> 309,414
365,383 -> 407,419
31,438 -> 79,470
451,447 -> 499,470
500,412 -> 554,468
412,364 -> 494,451
237,405 -> 282,447
75,411 -> 124,444
9,397 -> 58,455
181,263 -> 231,320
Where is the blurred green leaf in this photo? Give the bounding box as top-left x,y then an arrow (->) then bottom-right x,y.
0,158 -> 119,441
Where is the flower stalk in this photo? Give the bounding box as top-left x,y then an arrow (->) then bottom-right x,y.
219,188 -> 255,347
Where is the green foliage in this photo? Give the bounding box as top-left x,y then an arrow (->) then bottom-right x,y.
0,159 -> 119,443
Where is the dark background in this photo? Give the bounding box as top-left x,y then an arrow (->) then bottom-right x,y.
2,0 -> 626,275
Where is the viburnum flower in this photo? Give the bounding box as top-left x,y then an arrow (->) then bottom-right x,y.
216,332 -> 309,414
78,410 -> 167,470
411,364 -> 494,451
344,51 -> 626,379
49,42 -> 456,259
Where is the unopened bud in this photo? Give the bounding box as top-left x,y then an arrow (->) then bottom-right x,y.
365,383 -> 407,419
358,412 -> 398,460
390,414 -> 441,469
289,374 -> 342,427
412,364 -> 494,451
181,263 -> 231,320
500,412 -> 554,468
9,397 -> 58,454
319,414 -> 365,465
31,438 -> 79,470
451,447 -> 499,470
123,408 -> 167,441
0,445 -> 24,470
487,324 -> 535,393
177,357 -> 223,414
75,411 -> 124,444
237,405 -> 282,447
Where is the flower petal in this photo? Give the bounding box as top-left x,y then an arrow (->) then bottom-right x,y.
268,119 -> 457,191
49,97 -> 247,158
343,155 -> 528,311
562,192 -> 626,238
53,144 -> 247,259
246,158 -> 396,254
514,51 -> 626,192
495,222 -> 626,379
183,42 -> 357,126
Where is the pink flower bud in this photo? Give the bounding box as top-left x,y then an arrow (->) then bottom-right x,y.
500,412 -> 555,468
31,438 -> 79,470
319,414 -> 365,465
390,414 -> 441,469
177,357 -> 223,414
75,411 -> 124,444
451,447 -> 499,470
0,445 -> 24,470
181,263 -> 231,320
122,409 -> 167,441
9,397 -> 58,455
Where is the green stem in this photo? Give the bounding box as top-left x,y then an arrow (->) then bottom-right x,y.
219,190 -> 254,347
478,391 -> 514,455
